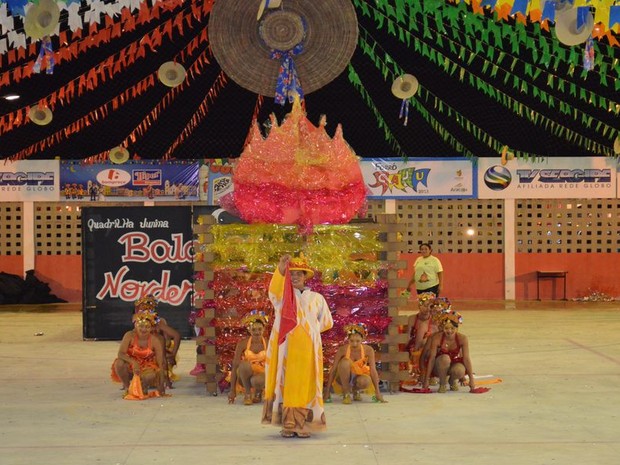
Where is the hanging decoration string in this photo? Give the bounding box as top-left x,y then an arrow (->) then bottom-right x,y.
32,35 -> 55,74
271,43 -> 304,105
399,98 -> 409,126
0,4 -> 211,138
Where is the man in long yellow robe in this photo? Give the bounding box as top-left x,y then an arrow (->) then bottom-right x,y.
262,254 -> 333,438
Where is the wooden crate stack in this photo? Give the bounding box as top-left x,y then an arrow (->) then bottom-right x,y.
375,213 -> 410,393
192,215 -> 218,395
191,215 -> 410,395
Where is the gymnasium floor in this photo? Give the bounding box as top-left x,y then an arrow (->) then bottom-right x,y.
1,301 -> 619,465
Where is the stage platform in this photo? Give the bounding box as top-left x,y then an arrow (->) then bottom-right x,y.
1,302 -> 619,465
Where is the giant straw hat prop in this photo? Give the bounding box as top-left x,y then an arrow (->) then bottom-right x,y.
391,74 -> 419,99
554,8 -> 594,46
158,61 -> 187,88
24,0 -> 60,41
209,0 -> 358,97
28,106 -> 53,125
109,146 -> 130,164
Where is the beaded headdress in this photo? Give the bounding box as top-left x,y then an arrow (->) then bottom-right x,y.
430,297 -> 451,311
440,309 -> 463,326
134,294 -> 160,323
344,322 -> 368,339
135,294 -> 158,313
132,310 -> 157,327
430,297 -> 452,324
417,291 -> 436,305
241,310 -> 268,328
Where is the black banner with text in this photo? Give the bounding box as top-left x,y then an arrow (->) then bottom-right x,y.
82,206 -> 194,340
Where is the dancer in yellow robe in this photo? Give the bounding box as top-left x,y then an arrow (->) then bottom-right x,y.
262,254 -> 333,438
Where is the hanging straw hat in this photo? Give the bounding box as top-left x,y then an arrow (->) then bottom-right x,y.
28,106 -> 53,125
157,61 -> 187,88
391,74 -> 419,99
554,8 -> 594,46
552,0 -> 573,14
24,0 -> 60,41
209,0 -> 358,97
613,135 -> 620,155
257,0 -> 282,21
109,146 -> 130,164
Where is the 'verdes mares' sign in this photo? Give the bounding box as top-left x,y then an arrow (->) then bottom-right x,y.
478,157 -> 616,199
0,160 -> 59,201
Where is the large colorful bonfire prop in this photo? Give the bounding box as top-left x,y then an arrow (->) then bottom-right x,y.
222,98 -> 367,233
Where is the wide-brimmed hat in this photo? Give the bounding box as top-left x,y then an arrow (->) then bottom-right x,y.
554,8 -> 594,46
288,254 -> 314,279
158,61 -> 186,88
391,74 -> 419,99
109,146 -> 130,164
28,106 -> 53,125
24,0 -> 60,41
209,0 -> 358,97
257,0 -> 282,20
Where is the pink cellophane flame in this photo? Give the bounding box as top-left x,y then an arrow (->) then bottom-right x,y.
231,98 -> 367,232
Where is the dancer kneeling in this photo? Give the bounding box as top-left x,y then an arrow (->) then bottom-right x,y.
134,295 -> 181,389
325,323 -> 386,404
228,310 -> 268,405
422,309 -> 476,393
111,311 -> 166,399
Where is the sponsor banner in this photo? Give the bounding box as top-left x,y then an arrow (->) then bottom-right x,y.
82,206 -> 195,340
478,157 -> 616,199
199,159 -> 234,205
60,161 -> 199,202
361,158 -> 476,199
0,160 -> 60,201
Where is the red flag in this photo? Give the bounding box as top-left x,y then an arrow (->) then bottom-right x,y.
278,264 -> 297,345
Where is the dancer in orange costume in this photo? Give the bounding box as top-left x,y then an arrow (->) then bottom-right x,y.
228,310 -> 268,405
111,310 -> 166,399
324,322 -> 386,404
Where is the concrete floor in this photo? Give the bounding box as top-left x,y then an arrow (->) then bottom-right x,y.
1,302 -> 619,465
